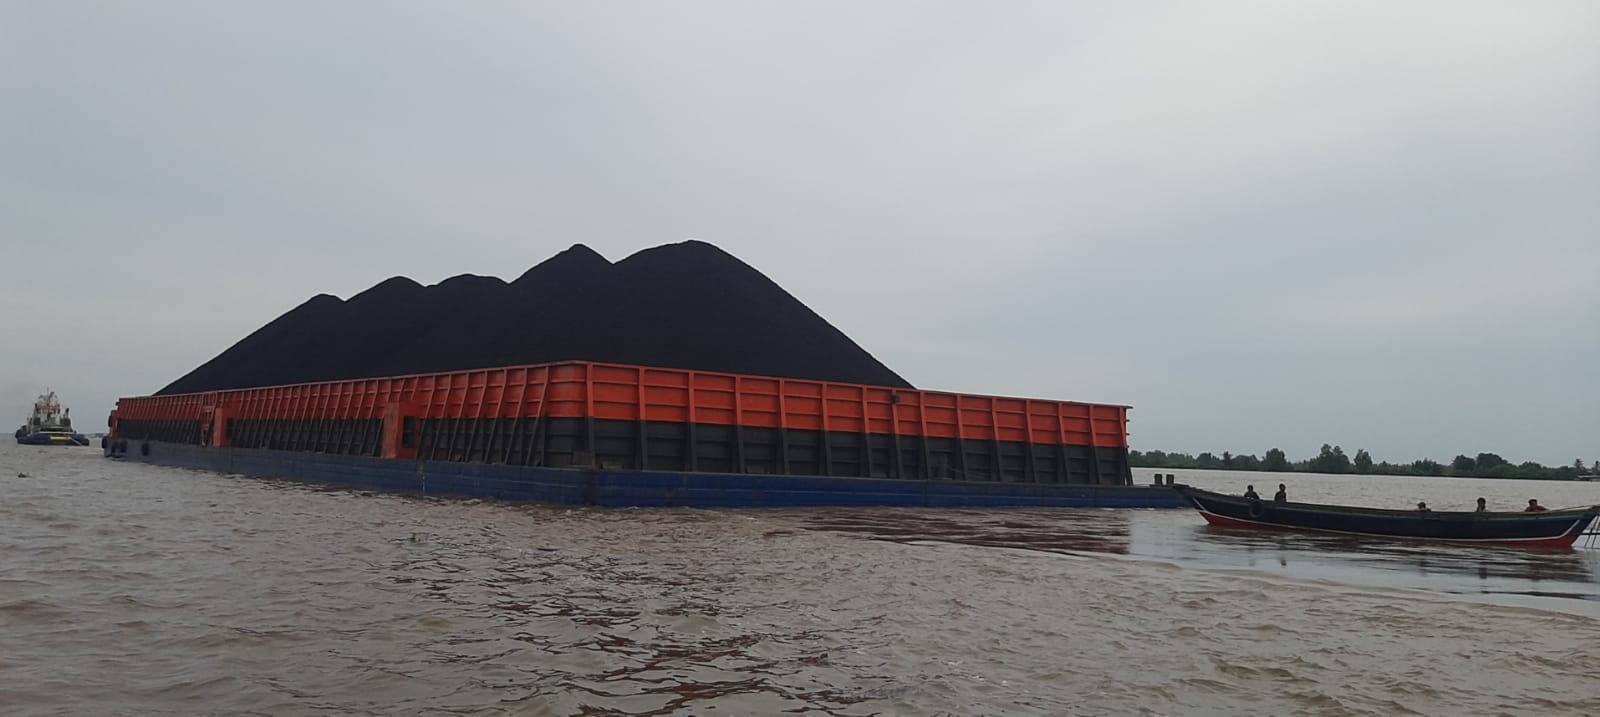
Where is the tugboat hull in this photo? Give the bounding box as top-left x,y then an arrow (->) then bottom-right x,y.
15,430 -> 90,446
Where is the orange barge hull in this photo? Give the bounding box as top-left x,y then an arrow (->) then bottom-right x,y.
106,361 -> 1183,508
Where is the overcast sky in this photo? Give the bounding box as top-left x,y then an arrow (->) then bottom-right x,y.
3,2 -> 1595,466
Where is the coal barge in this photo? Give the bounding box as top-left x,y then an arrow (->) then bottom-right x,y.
104,360 -> 1183,508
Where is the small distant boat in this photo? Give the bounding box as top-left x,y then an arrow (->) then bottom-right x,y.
1174,485 -> 1600,549
14,391 -> 90,446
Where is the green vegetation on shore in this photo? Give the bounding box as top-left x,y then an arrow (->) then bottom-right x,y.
1130,444 -> 1597,481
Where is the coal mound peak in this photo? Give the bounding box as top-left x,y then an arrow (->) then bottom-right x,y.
158,241 -> 911,394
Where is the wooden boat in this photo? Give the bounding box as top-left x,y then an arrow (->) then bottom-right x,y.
1174,485 -> 1600,548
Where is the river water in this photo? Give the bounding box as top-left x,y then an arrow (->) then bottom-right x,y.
2,443 -> 1597,716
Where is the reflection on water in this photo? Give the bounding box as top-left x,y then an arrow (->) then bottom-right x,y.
1191,525 -> 1596,594
7,448 -> 1600,715
804,508 -> 1131,555
802,508 -> 1600,613
1127,467 -> 1600,606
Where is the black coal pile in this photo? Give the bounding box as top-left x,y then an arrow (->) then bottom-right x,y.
158,241 -> 911,394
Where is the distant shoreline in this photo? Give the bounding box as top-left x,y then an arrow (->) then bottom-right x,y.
1140,467 -> 1599,483
1131,446 -> 1595,482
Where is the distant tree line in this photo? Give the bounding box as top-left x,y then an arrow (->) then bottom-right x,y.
1129,444 -> 1598,481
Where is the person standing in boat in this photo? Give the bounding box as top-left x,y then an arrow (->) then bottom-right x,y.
1525,499 -> 1549,512
1273,484 -> 1287,504
1475,497 -> 1488,513
1243,485 -> 1260,500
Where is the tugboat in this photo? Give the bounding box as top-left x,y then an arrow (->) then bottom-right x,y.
15,391 -> 90,446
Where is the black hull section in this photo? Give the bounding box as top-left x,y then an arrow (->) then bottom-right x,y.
115,417 -> 1134,486
1176,486 -> 1598,547
104,440 -> 1185,509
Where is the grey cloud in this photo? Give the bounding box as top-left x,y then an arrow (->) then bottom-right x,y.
2,1 -> 1595,464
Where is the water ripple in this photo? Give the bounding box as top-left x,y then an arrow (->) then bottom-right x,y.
2,446 -> 1598,715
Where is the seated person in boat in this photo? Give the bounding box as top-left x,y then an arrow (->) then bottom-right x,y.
1416,501 -> 1431,512
1525,499 -> 1548,512
1475,497 -> 1487,513
1243,485 -> 1260,500
1273,484 -> 1287,504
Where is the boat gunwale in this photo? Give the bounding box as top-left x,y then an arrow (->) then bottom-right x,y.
1176,485 -> 1600,521
1191,508 -> 1593,546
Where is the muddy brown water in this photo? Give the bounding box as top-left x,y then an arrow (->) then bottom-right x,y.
3,443 -> 1597,716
